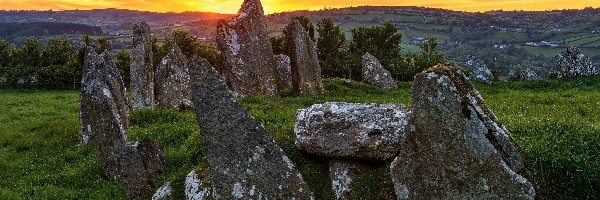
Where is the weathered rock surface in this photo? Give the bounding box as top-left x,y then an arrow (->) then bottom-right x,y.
555,47 -> 598,78
137,137 -> 167,183
362,53 -> 397,90
80,48 -> 128,178
329,160 -> 372,200
469,64 -> 495,84
80,47 -> 165,199
216,0 -> 279,97
390,65 -> 535,199
189,56 -> 313,199
274,54 -> 292,89
152,182 -> 172,200
185,170 -> 211,200
131,22 -> 155,109
79,48 -> 131,146
340,78 -> 357,87
287,19 -> 324,95
295,102 -> 410,161
519,68 -> 540,81
154,40 -> 192,109
119,143 -> 152,198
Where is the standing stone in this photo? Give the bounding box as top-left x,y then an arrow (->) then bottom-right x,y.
519,68 -> 540,81
287,19 -> 324,96
295,102 -> 410,161
131,22 -> 155,109
216,0 -> 279,97
79,48 -> 130,146
188,56 -> 313,199
154,40 -> 192,109
362,53 -> 397,90
185,170 -> 211,200
555,47 -> 598,78
329,160 -> 372,200
390,65 -> 535,199
274,54 -> 292,89
80,47 -> 165,199
137,137 -> 167,183
469,64 -> 495,84
152,182 -> 172,200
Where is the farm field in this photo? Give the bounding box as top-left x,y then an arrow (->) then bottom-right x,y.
0,76 -> 598,199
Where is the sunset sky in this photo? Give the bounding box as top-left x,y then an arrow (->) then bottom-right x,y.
0,0 -> 598,14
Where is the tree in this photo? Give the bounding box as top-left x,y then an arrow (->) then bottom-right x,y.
151,36 -> 169,68
349,22 -> 402,67
39,38 -> 75,87
171,30 -> 222,73
97,37 -> 110,53
173,30 -> 199,59
316,18 -> 346,78
12,37 -> 43,85
417,38 -> 445,70
115,50 -> 131,87
0,39 -> 8,78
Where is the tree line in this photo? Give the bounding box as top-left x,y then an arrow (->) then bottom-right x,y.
0,31 -> 219,88
271,17 -> 446,81
0,17 -> 445,88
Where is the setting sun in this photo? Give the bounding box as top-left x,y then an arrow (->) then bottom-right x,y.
0,0 -> 598,13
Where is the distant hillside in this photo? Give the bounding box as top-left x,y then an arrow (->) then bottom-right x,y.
0,22 -> 103,43
265,6 -> 600,76
0,9 -> 234,33
2,7 -> 600,76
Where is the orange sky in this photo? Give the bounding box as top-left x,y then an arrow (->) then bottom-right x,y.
0,0 -> 598,14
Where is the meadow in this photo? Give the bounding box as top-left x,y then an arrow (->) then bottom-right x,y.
0,76 -> 598,199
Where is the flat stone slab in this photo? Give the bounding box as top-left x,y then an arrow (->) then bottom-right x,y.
295,102 -> 410,161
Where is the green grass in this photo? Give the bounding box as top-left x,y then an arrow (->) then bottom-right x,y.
0,76 -> 598,199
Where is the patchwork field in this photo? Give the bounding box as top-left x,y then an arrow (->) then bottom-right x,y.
0,76 -> 598,199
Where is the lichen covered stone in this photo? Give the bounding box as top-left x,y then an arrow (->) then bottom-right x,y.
216,0 -> 279,97
329,160 -> 372,200
362,53 -> 397,90
274,54 -> 292,89
287,19 -> 323,96
468,62 -> 495,84
555,47 -> 598,78
185,170 -> 210,200
519,68 -> 540,81
155,40 -> 192,109
152,182 -> 172,200
130,21 -> 155,109
295,102 -> 410,161
390,65 -> 535,199
188,56 -> 313,199
80,47 -> 165,199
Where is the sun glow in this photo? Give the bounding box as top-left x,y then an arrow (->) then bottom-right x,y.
0,0 -> 598,14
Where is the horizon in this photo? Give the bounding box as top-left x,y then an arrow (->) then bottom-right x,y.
0,0 -> 599,14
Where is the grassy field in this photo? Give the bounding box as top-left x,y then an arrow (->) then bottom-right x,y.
0,76 -> 598,199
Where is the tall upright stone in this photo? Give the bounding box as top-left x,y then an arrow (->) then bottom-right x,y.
188,56 -> 313,199
390,65 -> 535,199
155,40 -> 192,109
274,54 -> 292,89
131,22 -> 155,109
362,53 -> 397,90
79,47 -> 130,145
216,0 -> 279,97
555,47 -> 598,78
80,47 -> 165,199
287,19 -> 323,96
